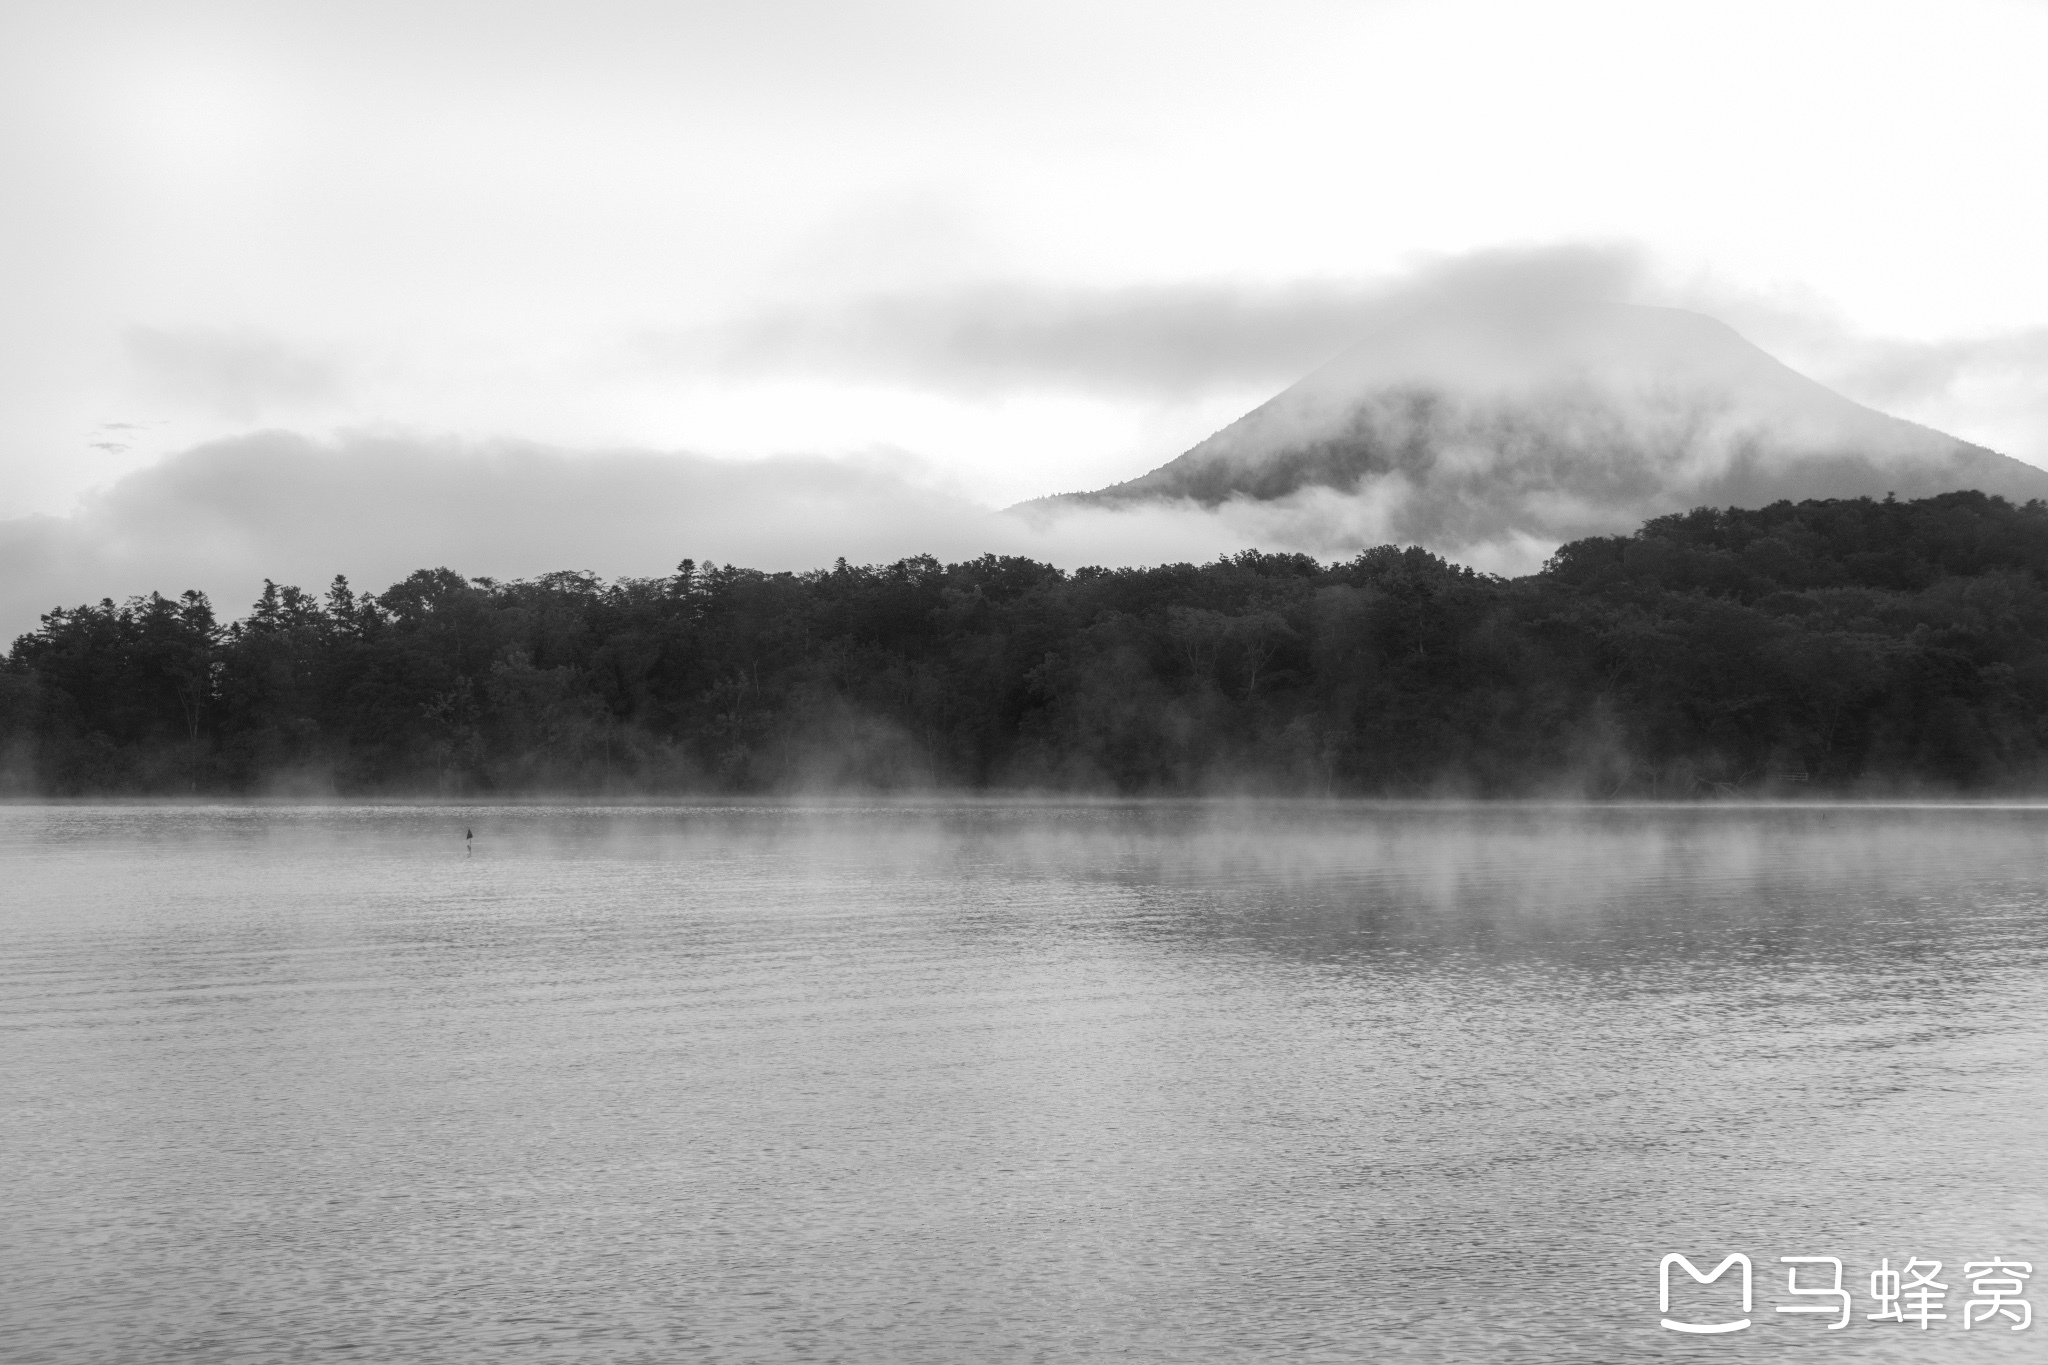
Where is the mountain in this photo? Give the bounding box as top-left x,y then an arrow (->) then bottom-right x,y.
1025,299 -> 2048,549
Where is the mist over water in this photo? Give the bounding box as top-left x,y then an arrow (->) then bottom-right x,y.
3,802 -> 2045,1362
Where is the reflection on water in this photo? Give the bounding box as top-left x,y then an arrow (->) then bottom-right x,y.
2,803 -> 2045,1362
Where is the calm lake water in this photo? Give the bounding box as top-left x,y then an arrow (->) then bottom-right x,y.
3,802 -> 2045,1363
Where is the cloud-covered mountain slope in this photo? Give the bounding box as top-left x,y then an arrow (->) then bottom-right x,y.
1028,299 -> 2048,547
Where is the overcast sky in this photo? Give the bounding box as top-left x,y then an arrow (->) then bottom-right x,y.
4,0 -> 2048,626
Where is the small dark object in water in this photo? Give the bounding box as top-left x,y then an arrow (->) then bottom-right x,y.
466,827 -> 473,855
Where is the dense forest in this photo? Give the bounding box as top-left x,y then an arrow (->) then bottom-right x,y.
5,491 -> 2048,797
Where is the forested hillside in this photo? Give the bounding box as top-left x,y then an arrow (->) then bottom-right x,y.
6,491 -> 2047,796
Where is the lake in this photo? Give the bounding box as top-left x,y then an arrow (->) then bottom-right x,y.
3,802 -> 2045,1362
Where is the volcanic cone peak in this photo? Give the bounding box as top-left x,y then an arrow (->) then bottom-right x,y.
1032,298 -> 2048,548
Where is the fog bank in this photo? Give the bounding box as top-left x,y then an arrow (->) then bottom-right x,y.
6,431 -> 1549,639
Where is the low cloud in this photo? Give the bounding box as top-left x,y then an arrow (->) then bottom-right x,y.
1,433 -> 977,636
5,431 -> 1475,642
641,243 -> 1650,400
643,281 -> 1387,398
125,327 -> 347,422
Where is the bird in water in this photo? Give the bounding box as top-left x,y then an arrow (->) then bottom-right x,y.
466,827 -> 473,855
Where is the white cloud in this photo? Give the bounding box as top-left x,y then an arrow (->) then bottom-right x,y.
0,432 -> 1297,640
641,244 -> 1648,399
0,426 -> 1596,644
125,327 -> 347,421
645,281 -> 1389,398
7,0 -> 2048,523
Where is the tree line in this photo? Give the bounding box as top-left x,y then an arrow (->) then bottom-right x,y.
5,491 -> 2047,797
